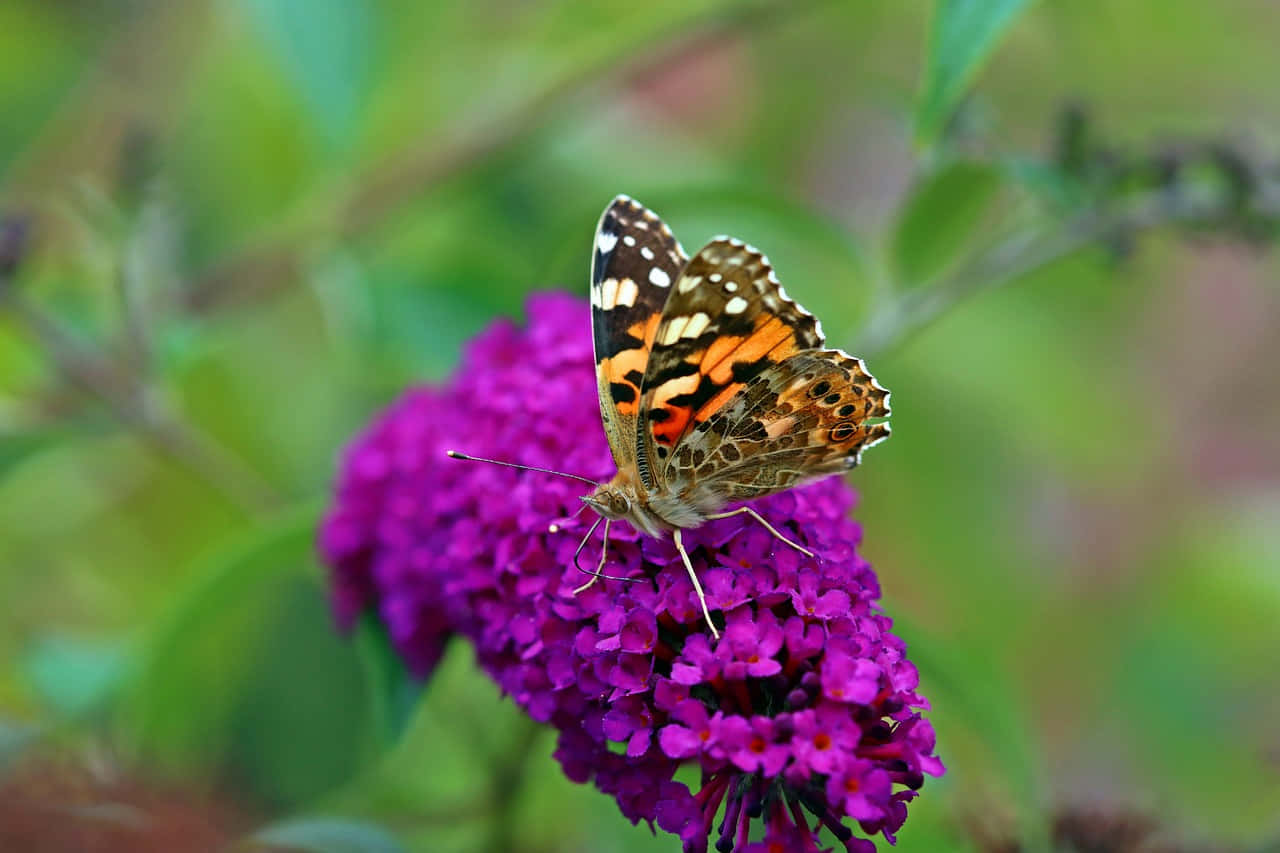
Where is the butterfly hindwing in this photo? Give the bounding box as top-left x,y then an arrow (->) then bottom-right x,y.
667,349 -> 891,506
591,196 -> 687,474
637,238 -> 825,486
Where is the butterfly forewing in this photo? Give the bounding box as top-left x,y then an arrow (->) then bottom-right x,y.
637,238 -> 825,486
669,349 -> 890,506
591,196 -> 687,476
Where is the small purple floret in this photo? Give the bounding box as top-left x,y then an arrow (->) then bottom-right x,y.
319,293 -> 943,851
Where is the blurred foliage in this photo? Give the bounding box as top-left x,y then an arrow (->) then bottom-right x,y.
2,0 -> 1279,851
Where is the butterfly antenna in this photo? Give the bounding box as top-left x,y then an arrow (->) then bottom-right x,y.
446,450 -> 598,485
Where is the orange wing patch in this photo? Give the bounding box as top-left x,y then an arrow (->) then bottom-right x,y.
637,239 -> 826,486
600,313 -> 662,417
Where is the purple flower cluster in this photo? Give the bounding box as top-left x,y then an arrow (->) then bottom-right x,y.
319,293 -> 943,852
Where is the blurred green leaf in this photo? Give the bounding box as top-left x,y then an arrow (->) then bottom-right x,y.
915,0 -> 1037,147
890,161 -> 1002,288
228,572 -> 369,806
354,614 -> 423,753
243,0 -> 374,151
20,634 -> 128,719
1001,155 -> 1080,210
0,430 -> 65,480
118,501 -> 322,766
890,615 -> 1049,849
245,816 -> 408,853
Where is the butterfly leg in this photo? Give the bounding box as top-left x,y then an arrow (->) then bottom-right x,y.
572,518 -> 612,594
705,506 -> 814,558
569,518 -> 639,592
673,529 -> 720,639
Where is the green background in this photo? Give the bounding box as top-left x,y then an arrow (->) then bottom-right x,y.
1,1 -> 1277,850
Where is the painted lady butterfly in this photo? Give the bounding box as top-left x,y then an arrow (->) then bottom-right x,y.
453,196 -> 890,638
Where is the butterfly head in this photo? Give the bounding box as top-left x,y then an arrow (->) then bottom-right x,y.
581,484 -> 632,520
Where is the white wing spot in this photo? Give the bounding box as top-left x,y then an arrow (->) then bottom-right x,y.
590,284 -> 602,308
677,274 -> 701,293
601,277 -> 619,308
623,235 -> 637,247
724,296 -> 749,315
682,312 -> 712,338
724,281 -> 738,292
615,277 -> 639,307
640,246 -> 655,260
597,231 -> 618,253
649,267 -> 671,287
709,273 -> 722,283
660,316 -> 691,345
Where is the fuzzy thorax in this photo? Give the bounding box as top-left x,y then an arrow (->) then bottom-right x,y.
583,470 -> 706,538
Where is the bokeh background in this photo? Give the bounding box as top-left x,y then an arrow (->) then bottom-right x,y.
1,1 -> 1278,851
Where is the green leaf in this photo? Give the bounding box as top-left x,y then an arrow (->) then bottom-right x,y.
354,614 -> 424,752
118,501 -> 322,767
243,0 -> 374,152
244,817 -> 408,853
890,160 -> 1002,288
1001,155 -> 1081,210
20,635 -> 128,719
891,614 -> 1050,849
228,574 -> 370,805
915,0 -> 1037,147
0,430 -> 65,480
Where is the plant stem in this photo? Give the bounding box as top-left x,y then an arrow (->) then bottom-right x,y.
854,186 -> 1280,357
0,288 -> 280,515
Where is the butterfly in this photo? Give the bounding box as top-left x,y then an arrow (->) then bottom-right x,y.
452,195 -> 890,638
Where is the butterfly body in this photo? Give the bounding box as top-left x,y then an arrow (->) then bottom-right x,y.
576,196 -> 892,635
583,470 -> 715,538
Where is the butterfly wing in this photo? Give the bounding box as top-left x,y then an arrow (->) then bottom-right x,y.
637,238 -> 824,488
668,349 -> 890,507
591,196 -> 687,474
